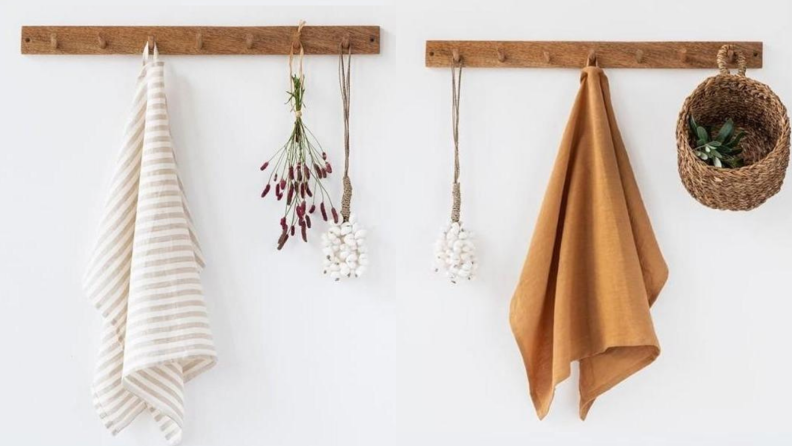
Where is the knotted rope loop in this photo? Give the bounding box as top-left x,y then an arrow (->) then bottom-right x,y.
450,58 -> 463,223
339,43 -> 353,222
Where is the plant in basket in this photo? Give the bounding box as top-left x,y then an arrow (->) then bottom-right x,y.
688,117 -> 747,168
675,44 -> 790,211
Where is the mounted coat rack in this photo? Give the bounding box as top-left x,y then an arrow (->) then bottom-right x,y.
425,41 -> 762,68
21,26 -> 380,55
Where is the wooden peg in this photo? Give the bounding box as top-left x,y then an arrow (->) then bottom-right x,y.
542,50 -> 551,63
245,33 -> 254,49
147,35 -> 155,49
195,32 -> 203,50
496,47 -> 506,63
97,34 -> 107,49
341,34 -> 351,50
452,48 -> 461,63
50,33 -> 58,50
635,49 -> 644,63
679,48 -> 688,63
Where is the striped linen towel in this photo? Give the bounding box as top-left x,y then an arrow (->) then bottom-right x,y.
83,43 -> 217,445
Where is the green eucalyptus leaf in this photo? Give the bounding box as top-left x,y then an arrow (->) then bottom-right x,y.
689,116 -> 699,137
724,126 -> 736,144
728,131 -> 747,148
716,119 -> 734,142
720,148 -> 737,156
696,126 -> 709,143
709,141 -> 722,147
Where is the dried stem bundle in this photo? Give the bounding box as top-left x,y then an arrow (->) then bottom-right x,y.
261,73 -> 337,250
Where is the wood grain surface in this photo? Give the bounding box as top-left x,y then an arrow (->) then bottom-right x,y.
21,26 -> 380,55
425,41 -> 762,68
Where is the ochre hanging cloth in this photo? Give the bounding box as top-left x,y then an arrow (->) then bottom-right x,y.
509,65 -> 668,420
83,43 -> 216,444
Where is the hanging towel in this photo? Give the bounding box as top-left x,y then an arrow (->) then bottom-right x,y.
83,44 -> 217,445
509,65 -> 668,420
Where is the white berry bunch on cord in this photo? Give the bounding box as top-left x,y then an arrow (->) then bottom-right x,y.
434,221 -> 477,283
322,214 -> 368,281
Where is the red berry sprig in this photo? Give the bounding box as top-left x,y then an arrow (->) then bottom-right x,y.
260,74 -> 338,250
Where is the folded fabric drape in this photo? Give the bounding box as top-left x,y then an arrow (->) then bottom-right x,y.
509,65 -> 668,420
83,43 -> 217,445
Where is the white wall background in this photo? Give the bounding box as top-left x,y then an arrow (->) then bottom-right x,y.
1,1 -> 791,445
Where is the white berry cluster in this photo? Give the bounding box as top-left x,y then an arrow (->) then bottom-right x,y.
322,214 -> 368,280
434,221 -> 477,283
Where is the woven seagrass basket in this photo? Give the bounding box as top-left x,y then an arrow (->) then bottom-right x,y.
676,45 -> 790,211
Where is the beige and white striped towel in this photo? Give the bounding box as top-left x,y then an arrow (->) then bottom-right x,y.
84,43 -> 217,445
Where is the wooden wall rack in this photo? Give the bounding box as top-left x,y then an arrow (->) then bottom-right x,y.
21,26 -> 380,55
425,41 -> 762,69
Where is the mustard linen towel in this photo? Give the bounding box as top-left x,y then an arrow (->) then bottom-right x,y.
509,66 -> 668,420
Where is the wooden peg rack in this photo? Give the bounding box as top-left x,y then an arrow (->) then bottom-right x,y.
21,26 -> 380,55
425,41 -> 762,69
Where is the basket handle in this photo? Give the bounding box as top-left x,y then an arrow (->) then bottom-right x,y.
717,44 -> 747,76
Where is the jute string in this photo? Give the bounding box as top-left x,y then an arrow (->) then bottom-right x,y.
339,44 -> 353,223
717,44 -> 747,76
289,20 -> 306,119
451,59 -> 463,223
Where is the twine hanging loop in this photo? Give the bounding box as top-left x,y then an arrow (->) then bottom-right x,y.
450,58 -> 463,223
717,44 -> 747,76
288,20 -> 306,122
339,43 -> 353,222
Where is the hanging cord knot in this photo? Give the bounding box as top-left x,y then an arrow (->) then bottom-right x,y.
292,20 -> 305,51
341,176 -> 353,221
289,20 -> 306,82
451,182 -> 461,223
339,43 -> 353,223
450,59 -> 463,223
288,21 -> 307,121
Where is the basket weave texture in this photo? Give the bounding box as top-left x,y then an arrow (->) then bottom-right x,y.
676,45 -> 790,211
